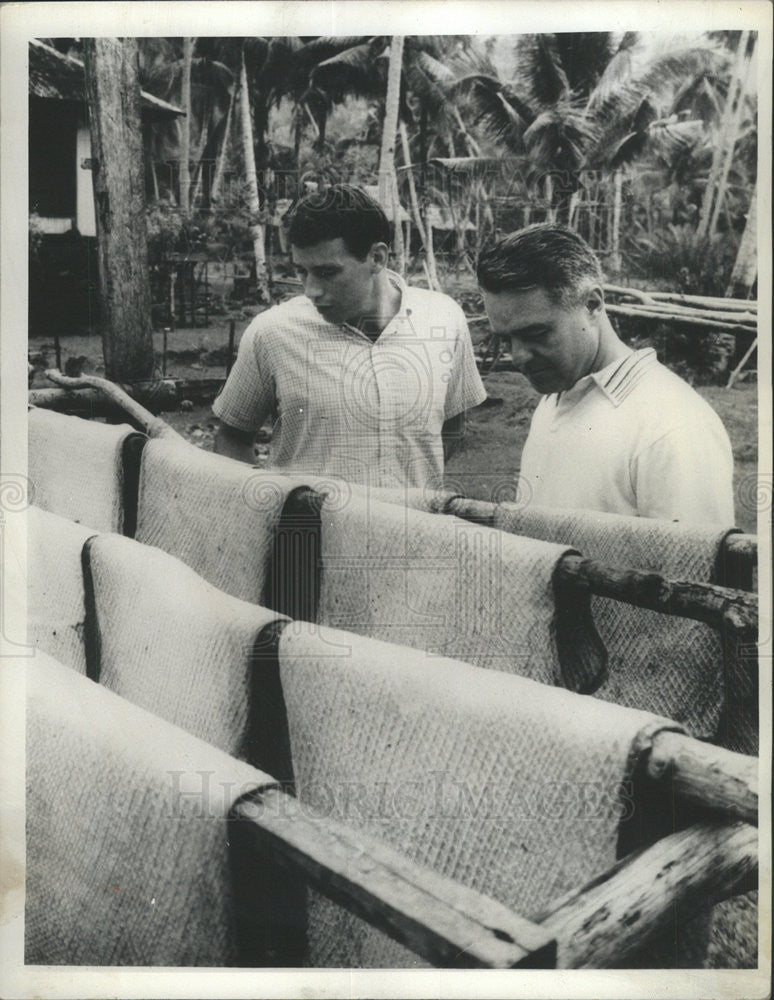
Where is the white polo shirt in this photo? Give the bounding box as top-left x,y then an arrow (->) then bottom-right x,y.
520,348 -> 735,523
213,271 -> 487,488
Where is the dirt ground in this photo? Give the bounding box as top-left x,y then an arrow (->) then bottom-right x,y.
29,318 -> 760,534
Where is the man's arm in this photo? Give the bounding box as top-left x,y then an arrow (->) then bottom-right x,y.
442,411 -> 465,461
442,304 -> 487,462
213,421 -> 257,464
634,424 -> 736,524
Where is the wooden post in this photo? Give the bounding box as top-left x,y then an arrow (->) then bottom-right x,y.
726,337 -> 757,389
82,38 -> 155,382
540,821 -> 757,968
647,730 -> 757,825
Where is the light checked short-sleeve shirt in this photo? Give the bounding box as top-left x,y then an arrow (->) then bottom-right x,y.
213,271 -> 487,488
520,348 -> 735,524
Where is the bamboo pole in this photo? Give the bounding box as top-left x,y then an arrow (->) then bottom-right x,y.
605,303 -> 756,334
231,786 -> 556,969
615,302 -> 757,325
648,292 -> 757,311
604,286 -> 757,312
540,821 -> 757,968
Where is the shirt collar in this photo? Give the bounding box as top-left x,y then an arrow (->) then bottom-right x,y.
340,268 -> 410,339
559,348 -> 658,408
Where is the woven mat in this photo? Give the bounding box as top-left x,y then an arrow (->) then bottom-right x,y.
27,506 -> 97,674
494,504 -> 732,741
88,533 -> 285,759
25,650 -> 275,966
135,438 -> 310,603
278,624 -> 682,968
317,494 -> 601,687
28,407 -> 141,533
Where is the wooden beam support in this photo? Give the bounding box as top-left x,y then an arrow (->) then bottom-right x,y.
445,500 -> 758,635
230,786 -> 557,969
648,730 -> 757,825
540,821 -> 757,968
557,553 -> 758,639
28,377 -> 226,417
41,370 -> 183,439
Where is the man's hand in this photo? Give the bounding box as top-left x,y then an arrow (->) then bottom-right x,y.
213,422 -> 257,464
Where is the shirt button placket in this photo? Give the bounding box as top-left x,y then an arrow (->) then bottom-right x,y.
373,334 -> 398,487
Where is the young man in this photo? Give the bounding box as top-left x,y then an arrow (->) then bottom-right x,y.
477,224 -> 735,523
214,184 -> 486,488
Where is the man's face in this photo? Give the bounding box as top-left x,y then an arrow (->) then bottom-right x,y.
292,238 -> 378,327
482,286 -> 602,394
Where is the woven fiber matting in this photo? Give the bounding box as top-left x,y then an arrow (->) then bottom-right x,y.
25,651 -> 274,966
28,407 -> 140,533
88,532 -> 285,758
27,506 -> 97,674
278,624 -> 682,968
135,438 -> 310,603
317,494 -> 597,686
494,503 -> 731,741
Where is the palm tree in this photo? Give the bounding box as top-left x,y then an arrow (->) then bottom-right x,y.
697,31 -> 755,239
138,37 -> 235,211
308,35 -> 476,277
450,32 -> 729,228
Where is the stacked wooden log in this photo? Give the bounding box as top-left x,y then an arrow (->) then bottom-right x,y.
603,284 -> 757,336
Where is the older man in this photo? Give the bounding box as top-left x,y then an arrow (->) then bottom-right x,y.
214,184 -> 486,488
477,223 -> 735,523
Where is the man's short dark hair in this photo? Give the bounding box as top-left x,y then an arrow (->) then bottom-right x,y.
477,223 -> 604,305
287,184 -> 391,260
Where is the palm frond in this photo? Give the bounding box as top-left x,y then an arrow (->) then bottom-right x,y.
522,98 -> 599,171
586,32 -> 640,111
514,34 -> 569,105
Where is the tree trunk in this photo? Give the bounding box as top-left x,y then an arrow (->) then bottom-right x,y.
179,37 -> 194,216
399,122 -> 439,290
544,173 -> 555,223
727,183 -> 757,297
610,168 -> 623,272
697,30 -> 750,240
82,37 -> 155,382
709,34 -> 755,238
211,83 -> 236,203
293,102 -> 304,167
190,119 -> 210,209
379,36 -> 405,276
239,47 -> 269,300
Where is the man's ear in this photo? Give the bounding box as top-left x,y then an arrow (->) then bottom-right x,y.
585,285 -> 605,315
369,242 -> 389,271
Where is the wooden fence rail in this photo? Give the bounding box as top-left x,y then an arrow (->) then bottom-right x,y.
230,785 -> 557,969
231,784 -> 757,969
